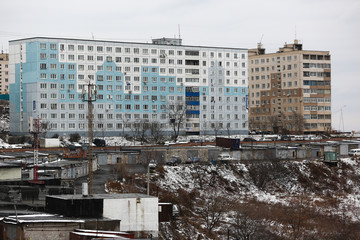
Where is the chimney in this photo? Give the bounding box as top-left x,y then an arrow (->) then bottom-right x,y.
82,182 -> 88,197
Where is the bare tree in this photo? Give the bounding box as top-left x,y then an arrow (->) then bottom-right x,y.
286,195 -> 308,240
120,117 -> 130,138
211,121 -> 222,137
0,100 -> 9,118
268,115 -> 280,134
230,209 -> 259,240
226,122 -> 231,137
291,111 -> 304,134
197,193 -> 229,234
192,164 -> 208,190
130,119 -> 150,144
40,120 -> 53,138
149,121 -> 164,144
168,101 -> 186,142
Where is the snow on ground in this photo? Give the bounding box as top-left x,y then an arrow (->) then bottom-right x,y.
341,157 -> 357,166
103,136 -> 141,146
155,156 -> 360,227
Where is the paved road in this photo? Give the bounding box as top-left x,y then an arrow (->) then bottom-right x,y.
74,164 -> 147,194
74,165 -> 115,194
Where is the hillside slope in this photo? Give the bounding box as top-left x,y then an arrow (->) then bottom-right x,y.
110,158 -> 360,239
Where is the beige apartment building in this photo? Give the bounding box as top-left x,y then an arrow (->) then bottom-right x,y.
248,40 -> 331,134
0,53 -> 9,94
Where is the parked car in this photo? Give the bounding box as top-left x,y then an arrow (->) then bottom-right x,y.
148,160 -> 157,169
242,137 -> 257,142
173,204 -> 180,219
218,153 -> 234,161
164,141 -> 175,146
166,156 -> 182,166
249,130 -> 257,135
281,135 -> 291,141
93,138 -> 106,147
192,157 -> 200,163
259,137 -> 273,141
349,149 -> 360,157
185,157 -> 200,164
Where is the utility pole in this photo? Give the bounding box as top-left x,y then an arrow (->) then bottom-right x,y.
29,117 -> 43,183
82,82 -> 97,195
339,105 -> 346,133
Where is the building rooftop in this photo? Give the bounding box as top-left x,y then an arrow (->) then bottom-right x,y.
2,213 -> 84,224
48,193 -> 157,200
9,36 -> 247,51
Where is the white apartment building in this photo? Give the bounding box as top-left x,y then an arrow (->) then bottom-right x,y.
9,37 -> 248,137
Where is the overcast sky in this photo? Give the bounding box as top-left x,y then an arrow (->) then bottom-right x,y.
1,0 -> 359,132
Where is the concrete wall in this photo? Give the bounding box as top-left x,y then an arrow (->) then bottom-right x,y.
0,167 -> 21,180
103,197 -> 158,237
23,223 -> 81,240
3,222 -> 81,240
166,148 -> 219,163
60,159 -> 97,179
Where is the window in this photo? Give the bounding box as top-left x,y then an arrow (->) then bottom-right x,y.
49,43 -> 56,50
50,103 -> 57,110
68,64 -> 75,70
40,63 -> 47,69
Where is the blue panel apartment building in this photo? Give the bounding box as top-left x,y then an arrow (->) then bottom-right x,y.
9,37 -> 248,136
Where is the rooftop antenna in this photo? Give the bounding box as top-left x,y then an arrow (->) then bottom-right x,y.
178,24 -> 181,39
339,105 -> 346,132
257,34 -> 264,48
295,25 -> 297,40
91,32 -> 94,40
259,34 -> 264,44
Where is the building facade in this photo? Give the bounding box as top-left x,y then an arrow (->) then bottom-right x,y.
248,40 -> 331,134
0,53 -> 9,94
9,37 -> 248,136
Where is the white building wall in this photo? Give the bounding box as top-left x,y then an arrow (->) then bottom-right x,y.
0,167 -> 22,180
103,197 -> 159,236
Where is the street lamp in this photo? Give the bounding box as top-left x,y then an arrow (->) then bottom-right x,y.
82,82 -> 97,195
339,105 -> 346,133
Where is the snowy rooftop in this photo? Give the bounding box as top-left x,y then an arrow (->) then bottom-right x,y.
48,193 -> 157,200
2,213 -> 84,224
